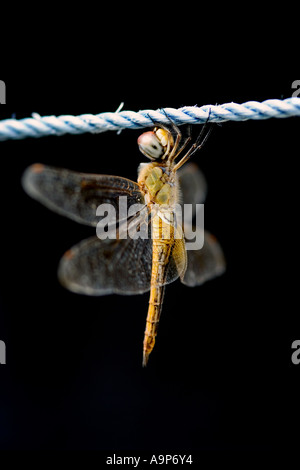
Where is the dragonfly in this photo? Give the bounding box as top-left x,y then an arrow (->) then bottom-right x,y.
22,116 -> 225,366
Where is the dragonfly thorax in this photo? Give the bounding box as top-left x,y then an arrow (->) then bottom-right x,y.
138,162 -> 178,207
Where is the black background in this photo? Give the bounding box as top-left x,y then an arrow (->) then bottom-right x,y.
0,75 -> 299,454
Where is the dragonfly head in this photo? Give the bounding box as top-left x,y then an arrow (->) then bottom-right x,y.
138,128 -> 174,161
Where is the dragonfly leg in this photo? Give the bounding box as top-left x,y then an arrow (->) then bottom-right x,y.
173,109 -> 213,171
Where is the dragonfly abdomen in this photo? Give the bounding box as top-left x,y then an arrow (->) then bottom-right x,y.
143,215 -> 174,367
143,284 -> 165,367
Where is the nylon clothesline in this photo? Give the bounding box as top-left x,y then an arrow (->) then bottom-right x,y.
0,97 -> 299,142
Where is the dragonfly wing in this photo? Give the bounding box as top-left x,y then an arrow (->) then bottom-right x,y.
22,164 -> 144,226
58,235 -> 153,296
59,208 -> 188,295
182,229 -> 226,287
58,207 -> 152,295
178,165 -> 225,285
178,162 -> 207,224
165,227 -> 187,284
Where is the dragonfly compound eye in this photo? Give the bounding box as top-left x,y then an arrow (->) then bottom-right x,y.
138,131 -> 164,160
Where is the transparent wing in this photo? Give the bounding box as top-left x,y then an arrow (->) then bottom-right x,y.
178,162 -> 207,218
22,163 -> 144,226
58,235 -> 153,295
58,237 -> 187,296
182,229 -> 226,287
58,212 -> 187,295
167,226 -> 187,283
178,164 -> 225,286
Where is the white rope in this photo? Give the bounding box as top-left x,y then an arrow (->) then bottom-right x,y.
0,97 -> 299,142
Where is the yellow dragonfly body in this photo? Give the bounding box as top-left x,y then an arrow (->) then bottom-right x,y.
137,132 -> 186,366
22,118 -> 225,366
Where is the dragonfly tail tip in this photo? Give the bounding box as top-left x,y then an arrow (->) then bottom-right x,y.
142,352 -> 149,367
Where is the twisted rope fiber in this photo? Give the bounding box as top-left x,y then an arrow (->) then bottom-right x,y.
0,98 -> 300,142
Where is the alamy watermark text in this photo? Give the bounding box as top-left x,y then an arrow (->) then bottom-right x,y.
0,340 -> 6,364
0,80 -> 6,104
95,199 -> 205,250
